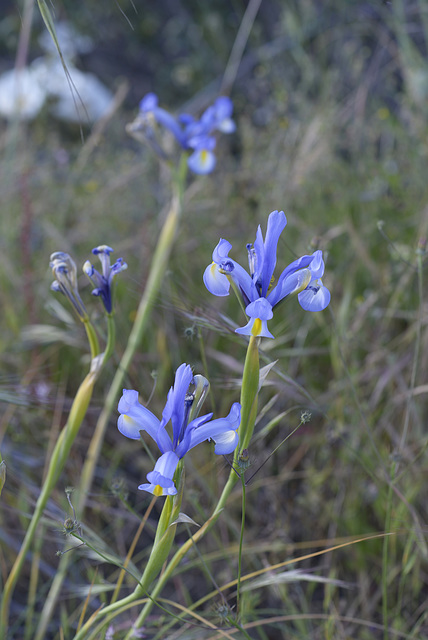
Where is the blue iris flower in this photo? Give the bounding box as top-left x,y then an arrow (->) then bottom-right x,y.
137,93 -> 235,175
203,210 -> 331,338
83,245 -> 127,314
118,363 -> 241,496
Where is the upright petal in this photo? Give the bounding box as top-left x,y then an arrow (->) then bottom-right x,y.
260,210 -> 287,297
160,364 -> 193,448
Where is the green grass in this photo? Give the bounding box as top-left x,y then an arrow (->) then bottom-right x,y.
1,1 -> 428,638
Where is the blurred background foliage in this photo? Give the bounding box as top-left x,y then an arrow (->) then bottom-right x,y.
1,0 -> 428,638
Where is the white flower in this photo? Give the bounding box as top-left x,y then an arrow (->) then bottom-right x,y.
0,68 -> 47,120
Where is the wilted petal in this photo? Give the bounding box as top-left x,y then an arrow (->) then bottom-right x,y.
84,245 -> 127,313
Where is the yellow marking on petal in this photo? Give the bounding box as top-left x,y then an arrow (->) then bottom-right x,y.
200,149 -> 208,165
252,318 -> 262,336
267,275 -> 275,295
294,270 -> 312,295
153,485 -> 164,497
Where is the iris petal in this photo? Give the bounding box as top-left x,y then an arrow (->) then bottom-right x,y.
117,389 -> 161,440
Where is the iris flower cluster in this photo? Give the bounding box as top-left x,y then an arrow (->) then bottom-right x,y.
203,210 -> 330,338
118,363 -> 241,496
133,93 -> 235,174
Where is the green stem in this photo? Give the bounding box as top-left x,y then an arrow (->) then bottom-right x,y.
237,472 -> 246,618
0,452 -> 5,497
237,336 -> 260,456
83,317 -> 100,360
103,313 -> 116,362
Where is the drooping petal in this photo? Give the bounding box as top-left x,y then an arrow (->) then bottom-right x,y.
185,402 -> 241,453
212,427 -> 239,455
267,254 -> 314,307
211,96 -> 236,133
235,298 -> 274,339
175,412 -> 213,458
187,148 -> 216,174
298,280 -> 331,311
203,262 -> 230,296
204,239 -> 253,302
117,389 -> 161,441
138,451 -> 179,496
268,269 -> 312,306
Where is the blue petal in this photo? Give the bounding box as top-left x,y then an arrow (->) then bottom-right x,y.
268,269 -> 311,306
117,389 -> 161,441
260,210 -> 287,297
235,298 -> 274,338
138,451 -> 179,496
307,250 -> 325,279
212,97 -> 236,133
160,364 -> 193,449
203,262 -> 230,296
187,149 -> 216,174
235,317 -> 274,339
186,402 -> 241,453
139,93 -> 159,112
268,254 -> 314,306
245,297 -> 274,321
152,106 -> 186,147
298,281 -> 331,311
